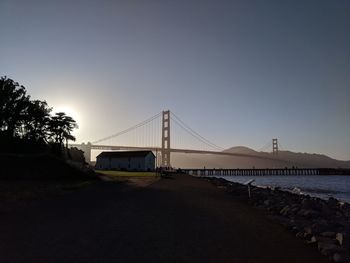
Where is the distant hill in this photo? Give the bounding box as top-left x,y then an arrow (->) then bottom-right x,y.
223,146 -> 258,155
171,146 -> 350,169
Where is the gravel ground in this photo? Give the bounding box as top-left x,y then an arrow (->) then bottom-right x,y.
0,175 -> 329,263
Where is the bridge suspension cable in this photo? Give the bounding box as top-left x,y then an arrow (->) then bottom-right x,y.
278,141 -> 285,151
258,139 -> 285,153
92,112 -> 162,144
91,110 -> 225,153
170,112 -> 225,151
258,140 -> 272,152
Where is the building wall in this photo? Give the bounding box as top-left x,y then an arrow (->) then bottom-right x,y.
96,157 -> 109,170
110,157 -> 145,171
144,153 -> 155,171
96,153 -> 155,171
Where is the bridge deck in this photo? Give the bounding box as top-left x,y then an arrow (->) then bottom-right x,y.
70,144 -> 280,160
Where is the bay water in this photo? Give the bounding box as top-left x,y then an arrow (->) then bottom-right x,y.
219,175 -> 350,203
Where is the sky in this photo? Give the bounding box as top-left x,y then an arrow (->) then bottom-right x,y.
1,0 -> 349,160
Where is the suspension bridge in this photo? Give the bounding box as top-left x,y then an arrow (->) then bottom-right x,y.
70,110 -> 281,167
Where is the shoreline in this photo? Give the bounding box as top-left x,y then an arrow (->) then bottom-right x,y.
202,176 -> 350,262
201,174 -> 350,203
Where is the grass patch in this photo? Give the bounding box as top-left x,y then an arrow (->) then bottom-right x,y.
96,170 -> 157,177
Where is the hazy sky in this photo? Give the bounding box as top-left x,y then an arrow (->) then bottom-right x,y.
1,0 -> 349,160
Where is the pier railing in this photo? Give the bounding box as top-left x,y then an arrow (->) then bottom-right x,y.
182,168 -> 350,176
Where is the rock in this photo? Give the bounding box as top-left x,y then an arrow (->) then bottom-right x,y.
290,206 -> 300,215
336,233 -> 344,246
297,209 -> 319,218
340,203 -> 350,218
292,187 -> 302,194
321,232 -> 336,238
314,236 -> 338,244
340,202 -> 350,210
303,227 -> 313,239
317,242 -> 339,256
333,252 -> 346,263
311,219 -> 329,234
301,198 -> 315,210
335,211 -> 344,218
303,232 -> 312,240
263,199 -> 271,206
307,237 -> 317,245
290,225 -> 299,234
343,210 -> 350,218
310,236 -> 317,243
320,202 -> 334,217
328,197 -> 339,208
280,205 -> 290,216
304,227 -> 312,234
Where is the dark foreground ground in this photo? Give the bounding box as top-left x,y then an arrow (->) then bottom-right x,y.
0,175 -> 329,263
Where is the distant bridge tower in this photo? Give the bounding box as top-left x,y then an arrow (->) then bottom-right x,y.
80,142 -> 92,163
161,110 -> 171,167
272,138 -> 278,156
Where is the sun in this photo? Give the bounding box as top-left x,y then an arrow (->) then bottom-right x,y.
53,105 -> 82,128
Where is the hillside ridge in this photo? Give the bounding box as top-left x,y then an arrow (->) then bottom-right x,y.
171,146 -> 350,169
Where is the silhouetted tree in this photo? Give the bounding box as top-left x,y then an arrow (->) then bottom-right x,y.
23,100 -> 52,142
48,112 -> 78,153
0,76 -> 30,138
1,76 -> 78,156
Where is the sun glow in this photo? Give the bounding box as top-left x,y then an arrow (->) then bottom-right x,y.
53,105 -> 82,130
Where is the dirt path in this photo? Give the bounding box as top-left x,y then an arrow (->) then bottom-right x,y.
0,175 -> 328,263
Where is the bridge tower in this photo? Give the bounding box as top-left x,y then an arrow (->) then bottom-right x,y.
161,110 -> 171,167
272,138 -> 278,156
80,142 -> 92,163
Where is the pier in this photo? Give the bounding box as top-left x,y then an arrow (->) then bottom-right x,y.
183,168 -> 350,176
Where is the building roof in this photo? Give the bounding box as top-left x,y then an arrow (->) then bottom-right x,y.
97,151 -> 155,159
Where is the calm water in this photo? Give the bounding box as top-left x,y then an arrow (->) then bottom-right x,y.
218,175 -> 350,203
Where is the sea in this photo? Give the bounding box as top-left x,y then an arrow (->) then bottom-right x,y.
218,175 -> 350,203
